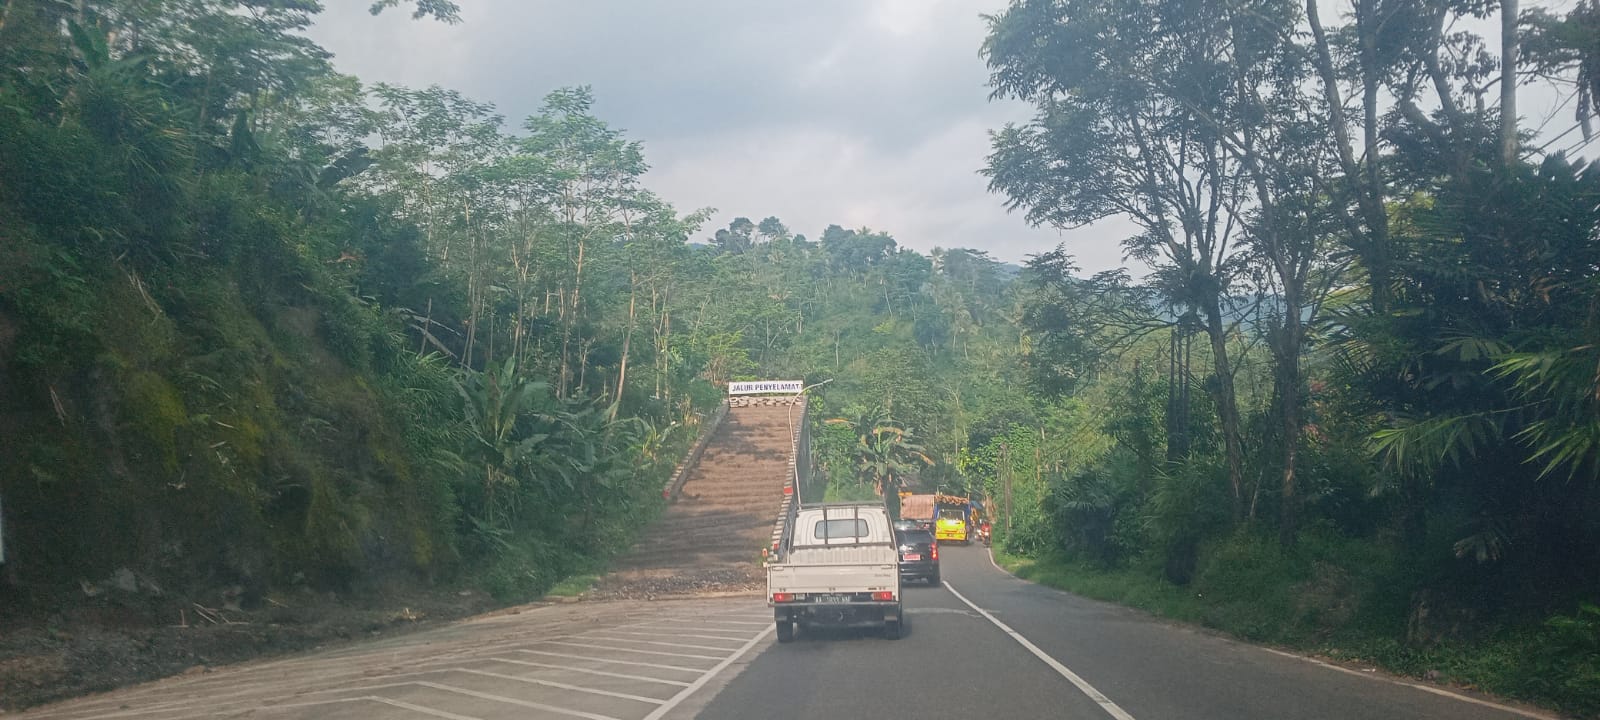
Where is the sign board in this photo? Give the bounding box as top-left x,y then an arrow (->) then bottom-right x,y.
728,380 -> 803,396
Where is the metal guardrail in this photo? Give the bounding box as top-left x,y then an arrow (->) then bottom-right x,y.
661,401 -> 730,502
767,397 -> 807,563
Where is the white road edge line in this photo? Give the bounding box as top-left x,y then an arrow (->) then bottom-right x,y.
1254,647 -> 1559,720
640,621 -> 775,720
984,546 -> 1557,720
944,580 -> 1138,720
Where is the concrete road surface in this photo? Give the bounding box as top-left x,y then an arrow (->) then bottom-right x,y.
17,546 -> 1559,720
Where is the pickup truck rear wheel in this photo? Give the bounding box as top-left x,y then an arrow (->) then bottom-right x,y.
883,618 -> 902,640
776,620 -> 795,643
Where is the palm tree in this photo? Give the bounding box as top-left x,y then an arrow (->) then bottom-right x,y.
854,426 -> 933,496
825,405 -> 890,447
457,357 -> 553,525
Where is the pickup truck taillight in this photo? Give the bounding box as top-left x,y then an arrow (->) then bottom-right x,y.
871,591 -> 895,601
771,592 -> 796,603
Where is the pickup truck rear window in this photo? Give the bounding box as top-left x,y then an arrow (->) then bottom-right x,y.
813,518 -> 870,540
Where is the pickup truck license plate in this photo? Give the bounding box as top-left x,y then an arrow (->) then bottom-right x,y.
820,595 -> 848,604
902,553 -> 921,561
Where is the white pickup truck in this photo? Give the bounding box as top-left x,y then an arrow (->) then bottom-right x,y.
766,502 -> 902,642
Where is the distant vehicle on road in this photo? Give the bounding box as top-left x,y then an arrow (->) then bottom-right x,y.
898,493 -> 938,528
767,502 -> 903,642
894,527 -> 939,584
934,493 -> 972,543
894,518 -> 933,533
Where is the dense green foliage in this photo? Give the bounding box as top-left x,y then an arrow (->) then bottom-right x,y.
974,0 -> 1600,713
0,1 -> 1023,607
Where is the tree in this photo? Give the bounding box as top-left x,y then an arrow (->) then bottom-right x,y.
984,0 -> 1253,519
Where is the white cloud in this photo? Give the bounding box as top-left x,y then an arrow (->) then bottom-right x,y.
306,0 -> 1148,273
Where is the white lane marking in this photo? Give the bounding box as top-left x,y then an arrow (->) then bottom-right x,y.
601,629 -> 750,643
452,668 -> 666,704
512,649 -> 705,673
582,634 -> 746,652
90,696 -> 486,720
944,581 -> 1138,720
540,640 -> 726,661
366,696 -> 487,719
481,657 -> 692,687
302,669 -> 667,705
639,622 -> 775,720
382,681 -> 622,720
652,618 -> 766,627
1255,648 -> 1558,720
270,696 -> 486,720
986,544 -> 1011,574
987,546 -> 1553,720
632,625 -> 753,639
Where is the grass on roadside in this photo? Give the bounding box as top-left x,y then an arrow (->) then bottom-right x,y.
546,574 -> 600,598
992,539 -> 1600,718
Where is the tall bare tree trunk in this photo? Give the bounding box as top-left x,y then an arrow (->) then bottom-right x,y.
1275,290 -> 1305,546
558,237 -> 587,398
611,273 -> 637,420
1307,0 -> 1391,312
1202,300 -> 1247,522
1501,0 -> 1519,165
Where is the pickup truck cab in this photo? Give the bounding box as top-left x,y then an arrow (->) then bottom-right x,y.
767,502 -> 902,642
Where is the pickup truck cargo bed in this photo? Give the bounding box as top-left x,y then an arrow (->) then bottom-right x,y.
766,503 -> 903,642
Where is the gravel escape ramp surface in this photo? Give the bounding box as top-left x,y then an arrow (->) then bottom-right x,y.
593,399 -> 802,600
11,598 -> 774,720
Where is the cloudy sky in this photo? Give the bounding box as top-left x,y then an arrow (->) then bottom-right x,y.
307,2 -> 1589,275
306,0 -> 1136,272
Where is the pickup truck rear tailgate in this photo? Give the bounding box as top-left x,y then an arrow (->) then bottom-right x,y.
768,545 -> 898,594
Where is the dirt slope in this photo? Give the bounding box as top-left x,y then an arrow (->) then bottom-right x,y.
595,398 -> 803,598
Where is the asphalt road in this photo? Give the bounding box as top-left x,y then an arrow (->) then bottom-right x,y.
15,546 -> 1558,720
698,543 -> 1554,720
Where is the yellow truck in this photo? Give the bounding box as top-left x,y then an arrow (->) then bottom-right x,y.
933,493 -> 972,543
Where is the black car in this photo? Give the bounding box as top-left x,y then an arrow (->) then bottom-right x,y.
895,528 -> 939,584
894,519 -> 934,533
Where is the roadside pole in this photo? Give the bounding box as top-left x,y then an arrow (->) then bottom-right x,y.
1000,442 -> 1012,541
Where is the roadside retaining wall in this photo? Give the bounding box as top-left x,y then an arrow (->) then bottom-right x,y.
662,401 -> 729,501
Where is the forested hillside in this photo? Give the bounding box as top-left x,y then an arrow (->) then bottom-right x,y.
0,0 -> 1011,615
